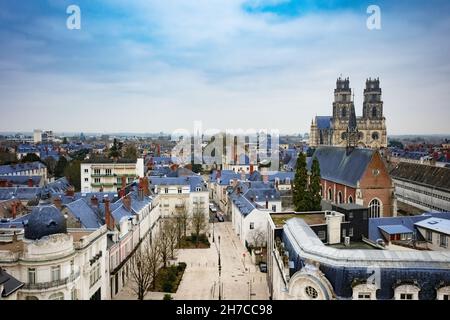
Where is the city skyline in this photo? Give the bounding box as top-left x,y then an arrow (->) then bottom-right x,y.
1,1 -> 449,134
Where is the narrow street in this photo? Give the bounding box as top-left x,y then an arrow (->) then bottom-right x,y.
175,222 -> 269,300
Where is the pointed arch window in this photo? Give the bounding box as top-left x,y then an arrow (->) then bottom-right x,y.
369,199 -> 381,218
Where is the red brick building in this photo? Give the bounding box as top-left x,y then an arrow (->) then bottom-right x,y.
309,146 -> 397,217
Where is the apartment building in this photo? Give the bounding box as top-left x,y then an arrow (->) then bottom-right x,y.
81,159 -> 145,193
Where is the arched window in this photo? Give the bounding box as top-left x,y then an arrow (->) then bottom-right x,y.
394,284 -> 420,300
25,296 -> 39,300
49,292 -> 64,300
369,199 -> 381,218
341,107 -> 347,118
328,188 -> 333,201
348,196 -> 353,204
372,106 -> 378,118
338,192 -> 343,204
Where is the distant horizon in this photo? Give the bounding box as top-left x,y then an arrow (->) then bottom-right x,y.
1,131 -> 449,138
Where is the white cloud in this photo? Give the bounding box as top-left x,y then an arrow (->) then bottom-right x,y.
0,1 -> 449,135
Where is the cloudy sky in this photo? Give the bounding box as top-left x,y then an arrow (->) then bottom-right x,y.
0,0 -> 449,135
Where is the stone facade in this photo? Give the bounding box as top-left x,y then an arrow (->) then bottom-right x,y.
310,77 -> 387,149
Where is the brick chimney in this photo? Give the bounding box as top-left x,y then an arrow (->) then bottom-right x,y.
53,197 -> 62,210
27,177 -> 34,187
11,202 -> 17,219
123,194 -> 132,211
138,178 -> 144,201
142,177 -> 150,196
0,179 -> 6,188
250,164 -> 254,175
91,195 -> 99,207
66,187 -> 75,197
104,197 -> 114,230
121,176 -> 127,190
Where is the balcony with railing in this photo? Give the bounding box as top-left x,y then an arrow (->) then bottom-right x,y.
22,271 -> 80,291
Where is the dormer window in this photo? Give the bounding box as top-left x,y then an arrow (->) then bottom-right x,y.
394,284 -> 420,300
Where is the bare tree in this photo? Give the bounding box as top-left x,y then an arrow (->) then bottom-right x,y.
148,236 -> 161,291
251,230 -> 266,251
164,218 -> 179,259
191,202 -> 207,248
158,224 -> 172,268
175,205 -> 190,246
129,236 -> 161,300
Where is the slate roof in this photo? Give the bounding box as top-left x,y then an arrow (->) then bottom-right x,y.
229,192 -> 255,216
269,172 -> 295,183
415,218 -> 450,235
0,187 -> 40,201
0,162 -> 46,175
378,225 -> 413,235
0,269 -> 24,298
65,199 -> 103,229
149,176 -> 207,192
24,205 -> 67,240
308,146 -> 375,187
283,217 -> 450,268
368,212 -> 450,242
390,162 -> 450,192
0,176 -> 43,187
315,116 -> 332,129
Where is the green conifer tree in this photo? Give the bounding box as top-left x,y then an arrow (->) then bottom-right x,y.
293,152 -> 309,211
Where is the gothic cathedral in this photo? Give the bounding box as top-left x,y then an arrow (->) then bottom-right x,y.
309,77 -> 387,149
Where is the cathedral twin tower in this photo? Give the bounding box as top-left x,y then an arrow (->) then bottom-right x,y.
309,77 -> 387,149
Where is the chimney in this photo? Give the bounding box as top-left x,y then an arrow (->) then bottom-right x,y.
66,187 -> 75,197
123,194 -> 132,211
250,164 -> 254,175
121,176 -> 127,190
141,176 -> 150,196
240,170 -> 246,181
0,179 -> 6,188
138,178 -> 144,201
216,170 -> 222,179
104,197 -> 114,230
265,196 -> 269,209
91,195 -> 99,207
27,177 -> 34,187
53,197 -> 62,210
11,202 -> 17,219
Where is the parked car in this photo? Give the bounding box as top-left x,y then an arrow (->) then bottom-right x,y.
259,262 -> 267,273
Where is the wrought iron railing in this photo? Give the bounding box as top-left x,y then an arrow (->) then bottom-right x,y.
23,271 -> 80,290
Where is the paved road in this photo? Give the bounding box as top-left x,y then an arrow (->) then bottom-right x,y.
175,222 -> 269,300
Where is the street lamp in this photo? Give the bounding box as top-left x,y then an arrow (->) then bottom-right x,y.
212,218 -> 215,243
218,235 -> 222,300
